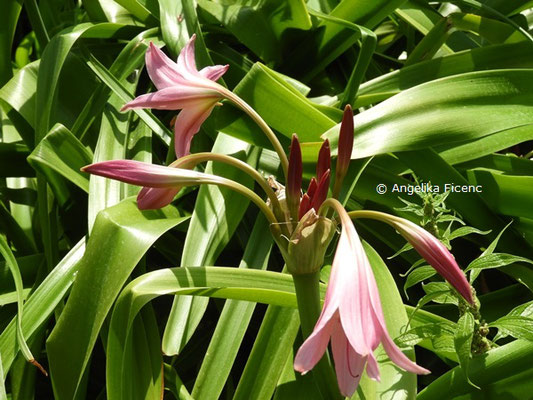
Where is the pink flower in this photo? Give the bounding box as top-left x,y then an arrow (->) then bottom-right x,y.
382,214 -> 474,305
294,212 -> 429,397
122,35 -> 229,159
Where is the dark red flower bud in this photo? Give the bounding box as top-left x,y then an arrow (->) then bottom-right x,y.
334,105 -> 354,197
307,177 -> 318,199
311,169 -> 330,211
298,193 -> 312,220
287,134 -> 302,221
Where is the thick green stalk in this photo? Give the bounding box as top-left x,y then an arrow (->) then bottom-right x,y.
292,272 -> 342,400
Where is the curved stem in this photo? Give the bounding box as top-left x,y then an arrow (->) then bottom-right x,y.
189,175 -> 279,227
171,152 -> 283,218
318,197 -> 352,227
220,89 -> 289,180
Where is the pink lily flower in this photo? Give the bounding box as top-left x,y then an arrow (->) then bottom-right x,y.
122,34 -> 229,159
294,211 -> 430,397
381,214 -> 474,305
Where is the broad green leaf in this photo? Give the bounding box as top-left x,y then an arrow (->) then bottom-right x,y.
454,312 -> 477,388
216,63 -> 336,149
417,340 -> 533,399
198,0 -> 311,63
192,215 -> 273,400
107,267 -> 303,399
46,199 -> 188,400
162,135 -> 257,355
0,0 -> 21,86
325,70 -> 533,159
357,42 -> 533,108
234,306 -> 301,400
27,124 -> 93,192
467,169 -> 533,219
35,23 -> 141,142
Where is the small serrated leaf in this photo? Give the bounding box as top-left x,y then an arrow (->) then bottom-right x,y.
448,226 -> 491,241
454,312 -> 479,389
403,265 -> 436,297
489,316 -> 533,342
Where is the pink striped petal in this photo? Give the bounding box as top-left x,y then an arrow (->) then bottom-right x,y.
380,331 -> 431,375
174,99 -> 219,158
199,64 -> 229,81
177,34 -> 198,75
365,352 -> 381,382
294,313 -> 337,373
121,86 -> 220,111
137,187 -> 180,209
145,42 -> 188,89
331,325 -> 366,397
82,160 -> 208,188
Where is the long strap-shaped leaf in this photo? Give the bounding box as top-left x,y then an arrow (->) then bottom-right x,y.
192,215 -> 273,399
46,199 -> 188,400
162,134 -> 257,355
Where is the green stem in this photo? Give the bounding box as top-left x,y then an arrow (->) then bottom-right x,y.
221,89 -> 289,180
292,272 -> 343,400
173,152 -> 283,219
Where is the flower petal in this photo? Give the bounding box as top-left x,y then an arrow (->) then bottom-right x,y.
145,42 -> 188,90
331,324 -> 366,397
365,352 -> 381,382
199,64 -> 229,82
174,99 -> 219,158
121,86 -> 220,112
335,223 -> 376,355
294,312 -> 337,373
137,187 -> 180,209
380,331 -> 431,375
177,34 -> 198,75
82,160 -> 221,187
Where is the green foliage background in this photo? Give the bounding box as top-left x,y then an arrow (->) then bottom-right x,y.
1,0 -> 533,399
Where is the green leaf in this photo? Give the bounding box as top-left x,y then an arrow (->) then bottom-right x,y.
490,315 -> 533,341
326,70 -> 533,159
466,253 -> 533,272
404,265 -> 436,296
454,312 -> 477,389
418,340 -> 533,399
467,169 -> 533,219
162,135 -> 257,355
46,198 -> 188,400
234,306 -> 301,400
192,215 -> 273,400
27,123 -> 93,192
0,236 -> 34,365
216,63 -> 336,149
0,239 -> 85,375
447,227 -> 491,241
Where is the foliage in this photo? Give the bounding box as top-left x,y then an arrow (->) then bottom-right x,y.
1,0 -> 533,399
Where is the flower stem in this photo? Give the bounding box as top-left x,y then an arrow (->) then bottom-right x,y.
292,272 -> 343,400
221,90 -> 289,180
173,152 -> 283,220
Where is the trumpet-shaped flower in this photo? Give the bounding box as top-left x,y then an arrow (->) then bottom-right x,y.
294,211 -> 430,397
380,214 -> 474,304
122,35 -> 229,159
